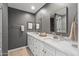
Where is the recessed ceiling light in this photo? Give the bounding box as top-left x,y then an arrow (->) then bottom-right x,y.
31,6 -> 35,10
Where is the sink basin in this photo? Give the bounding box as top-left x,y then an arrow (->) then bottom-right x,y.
43,37 -> 60,42
42,35 -> 66,42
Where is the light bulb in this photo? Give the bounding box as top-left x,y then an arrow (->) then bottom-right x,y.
31,6 -> 35,10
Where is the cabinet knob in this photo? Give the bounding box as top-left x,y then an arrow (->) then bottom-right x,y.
42,49 -> 46,53
42,49 -> 44,52
44,51 -> 46,53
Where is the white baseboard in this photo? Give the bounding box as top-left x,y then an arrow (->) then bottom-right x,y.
8,46 -> 28,52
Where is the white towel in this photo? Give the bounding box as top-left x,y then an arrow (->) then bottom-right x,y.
69,20 -> 77,41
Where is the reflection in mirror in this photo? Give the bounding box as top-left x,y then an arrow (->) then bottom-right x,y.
55,13 -> 66,33
27,22 -> 33,30
36,23 -> 40,30
35,17 -> 42,32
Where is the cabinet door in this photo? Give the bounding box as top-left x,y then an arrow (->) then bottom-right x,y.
31,38 -> 38,56
55,50 -> 67,56
33,39 -> 43,56
27,35 -> 32,49
36,40 -> 44,56
28,35 -> 34,51
28,36 -> 40,56
42,43 -> 55,56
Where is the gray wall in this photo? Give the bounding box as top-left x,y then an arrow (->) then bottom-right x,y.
8,7 -> 35,50
36,3 -> 78,36
2,3 -> 8,56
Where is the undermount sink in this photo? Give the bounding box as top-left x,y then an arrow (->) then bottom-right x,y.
43,37 -> 60,42
42,35 -> 66,42
53,35 -> 59,39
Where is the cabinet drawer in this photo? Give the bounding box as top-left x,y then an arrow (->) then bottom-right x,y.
34,39 -> 44,56
42,42 -> 55,56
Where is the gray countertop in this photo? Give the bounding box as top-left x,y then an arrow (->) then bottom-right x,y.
27,32 -> 79,56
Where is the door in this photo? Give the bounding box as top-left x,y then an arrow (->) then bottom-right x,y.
0,6 -> 2,55
50,17 -> 55,32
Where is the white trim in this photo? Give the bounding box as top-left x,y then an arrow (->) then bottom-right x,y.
78,4 -> 79,48
8,46 -> 28,52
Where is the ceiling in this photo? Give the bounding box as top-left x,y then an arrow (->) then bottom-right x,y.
8,3 -> 46,14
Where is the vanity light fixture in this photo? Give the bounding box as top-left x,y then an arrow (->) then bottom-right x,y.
31,6 -> 35,10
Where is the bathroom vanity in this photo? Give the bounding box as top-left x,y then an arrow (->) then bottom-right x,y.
27,32 -> 79,56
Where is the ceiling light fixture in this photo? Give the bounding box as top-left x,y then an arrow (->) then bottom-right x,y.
31,6 -> 35,10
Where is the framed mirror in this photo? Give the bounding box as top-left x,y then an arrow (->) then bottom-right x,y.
50,7 -> 68,35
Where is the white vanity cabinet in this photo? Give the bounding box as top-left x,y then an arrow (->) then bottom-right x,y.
27,35 -> 56,56
27,32 -> 79,56
27,34 -> 68,56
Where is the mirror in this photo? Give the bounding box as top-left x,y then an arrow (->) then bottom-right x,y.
35,4 -> 68,35
50,7 -> 68,34
35,3 -> 78,48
